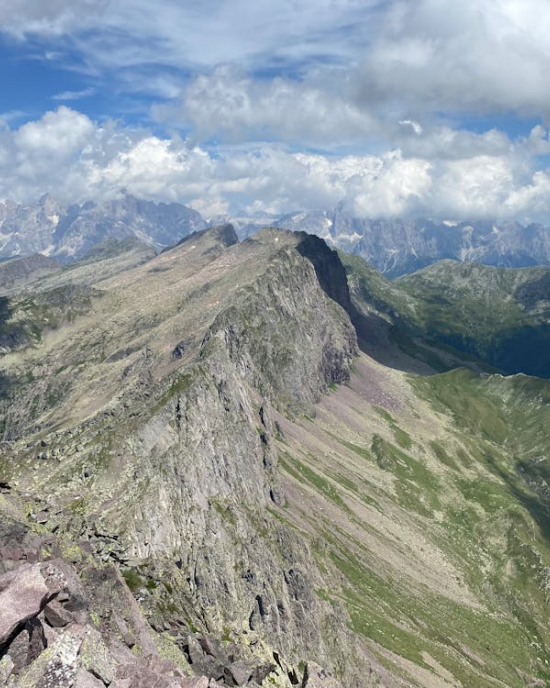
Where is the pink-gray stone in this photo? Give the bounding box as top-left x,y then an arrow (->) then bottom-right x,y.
44,599 -> 74,628
0,564 -> 49,645
73,668 -> 106,688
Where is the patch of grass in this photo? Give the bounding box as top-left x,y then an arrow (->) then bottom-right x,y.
151,371 -> 195,415
429,440 -> 459,471
325,431 -> 371,461
210,499 -> 238,526
279,452 -> 350,512
122,569 -> 144,592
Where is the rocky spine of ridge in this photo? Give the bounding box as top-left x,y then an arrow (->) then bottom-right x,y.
0,227 -> 367,687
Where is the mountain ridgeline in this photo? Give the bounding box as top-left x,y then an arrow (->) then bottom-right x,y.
343,255 -> 550,378
1,226 -> 550,687
4,195 -> 550,277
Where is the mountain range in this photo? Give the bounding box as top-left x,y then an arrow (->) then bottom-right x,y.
3,196 -> 550,277
0,194 -> 205,263
2,226 -> 550,687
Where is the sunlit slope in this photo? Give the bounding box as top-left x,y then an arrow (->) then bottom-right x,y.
272,356 -> 550,687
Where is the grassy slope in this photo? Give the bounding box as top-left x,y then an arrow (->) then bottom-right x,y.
342,254 -> 550,377
272,357 -> 550,687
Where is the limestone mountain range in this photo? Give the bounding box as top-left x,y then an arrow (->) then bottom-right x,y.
2,195 -> 550,277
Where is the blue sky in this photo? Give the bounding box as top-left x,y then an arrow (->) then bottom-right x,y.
1,0 -> 550,221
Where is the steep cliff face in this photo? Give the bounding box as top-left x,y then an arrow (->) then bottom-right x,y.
0,227 -> 369,687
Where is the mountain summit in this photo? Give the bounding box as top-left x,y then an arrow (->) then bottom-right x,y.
0,194 -> 205,262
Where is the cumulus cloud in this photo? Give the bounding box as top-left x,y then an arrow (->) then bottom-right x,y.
153,66 -> 380,148
2,1 -> 550,222
360,0 -> 550,117
1,107 -> 550,224
5,0 -> 550,122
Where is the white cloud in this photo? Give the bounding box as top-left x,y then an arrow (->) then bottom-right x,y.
153,66 -> 380,148
1,107 -> 550,224
0,0 -> 109,37
4,0 -> 550,123
360,0 -> 550,117
0,0 -> 380,69
399,120 -> 423,136
52,87 -> 95,101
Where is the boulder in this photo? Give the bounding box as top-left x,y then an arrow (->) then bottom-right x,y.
181,679 -> 209,688
4,617 -> 47,674
225,662 -> 252,686
73,668 -> 106,687
0,564 -> 49,646
44,599 -> 74,628
79,627 -> 116,685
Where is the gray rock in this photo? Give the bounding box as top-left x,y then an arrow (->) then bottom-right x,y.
44,600 -> 74,628
0,656 -> 14,684
5,617 -> 47,674
225,662 -> 252,686
302,662 -> 344,687
0,564 -> 49,646
73,668 -> 106,688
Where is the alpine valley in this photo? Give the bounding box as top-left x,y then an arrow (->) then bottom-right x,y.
1,221 -> 550,688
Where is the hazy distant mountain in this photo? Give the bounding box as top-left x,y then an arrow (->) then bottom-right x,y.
275,208 -> 550,277
0,194 -> 206,262
4,196 -> 550,277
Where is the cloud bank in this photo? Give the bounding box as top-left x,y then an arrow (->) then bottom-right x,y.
1,106 -> 550,223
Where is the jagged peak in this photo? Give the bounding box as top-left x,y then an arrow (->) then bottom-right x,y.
166,223 -> 239,253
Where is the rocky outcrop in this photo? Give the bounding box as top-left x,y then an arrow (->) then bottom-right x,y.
169,224 -> 239,252
203,246 -> 357,414
0,508 -> 306,687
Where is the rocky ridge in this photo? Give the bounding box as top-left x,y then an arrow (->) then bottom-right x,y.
3,225 -> 550,687
0,226 -> 362,687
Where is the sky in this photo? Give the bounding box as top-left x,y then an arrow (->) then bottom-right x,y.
1,0 -> 550,221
